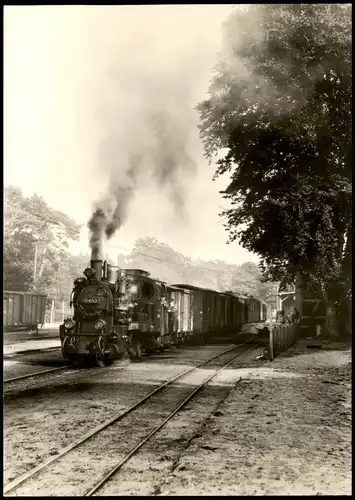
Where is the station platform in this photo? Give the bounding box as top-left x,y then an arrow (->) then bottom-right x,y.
4,338 -> 61,356
4,324 -> 61,356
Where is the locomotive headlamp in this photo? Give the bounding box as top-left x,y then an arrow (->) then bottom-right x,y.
74,277 -> 85,286
94,319 -> 105,331
64,319 -> 75,330
129,285 -> 138,294
84,267 -> 96,279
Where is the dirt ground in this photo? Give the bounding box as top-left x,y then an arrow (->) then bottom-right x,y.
156,339 -> 352,496
4,345 -> 237,488
4,340 -> 351,496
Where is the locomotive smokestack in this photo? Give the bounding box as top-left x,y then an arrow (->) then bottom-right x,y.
90,259 -> 103,280
88,208 -> 107,261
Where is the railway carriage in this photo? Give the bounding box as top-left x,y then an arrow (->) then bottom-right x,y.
4,291 -> 47,334
165,285 -> 193,345
173,284 -> 215,342
173,284 -> 253,342
248,296 -> 263,323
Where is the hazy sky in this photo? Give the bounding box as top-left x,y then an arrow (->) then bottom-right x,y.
4,5 -> 259,265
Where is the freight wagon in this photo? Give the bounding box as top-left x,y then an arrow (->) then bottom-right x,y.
172,285 -> 249,343
3,291 -> 47,334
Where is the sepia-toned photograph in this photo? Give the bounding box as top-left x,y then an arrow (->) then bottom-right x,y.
4,4 -> 351,496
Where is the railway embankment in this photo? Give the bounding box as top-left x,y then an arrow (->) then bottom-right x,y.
158,338 -> 351,496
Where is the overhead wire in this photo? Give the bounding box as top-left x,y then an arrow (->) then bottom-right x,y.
109,243 -> 232,274
4,201 -> 81,235
5,200 -> 260,300
4,201 -> 240,274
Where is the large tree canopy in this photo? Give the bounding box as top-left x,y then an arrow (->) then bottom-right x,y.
197,4 -> 351,309
4,186 -> 82,299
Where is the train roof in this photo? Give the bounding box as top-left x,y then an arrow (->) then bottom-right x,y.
167,284 -> 192,293
224,291 -> 249,300
124,269 -> 167,285
122,273 -> 262,301
172,283 -> 220,294
124,269 -> 151,277
172,284 -> 248,299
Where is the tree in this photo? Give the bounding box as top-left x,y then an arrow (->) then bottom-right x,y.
126,237 -> 192,285
4,186 -> 81,298
197,5 -> 351,331
124,237 -> 277,303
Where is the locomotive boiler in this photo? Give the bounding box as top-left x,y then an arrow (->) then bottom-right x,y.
60,259 -> 137,366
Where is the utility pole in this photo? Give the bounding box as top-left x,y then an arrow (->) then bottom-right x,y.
33,243 -> 38,284
269,305 -> 274,361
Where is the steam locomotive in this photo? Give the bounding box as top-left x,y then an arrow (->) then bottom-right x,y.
60,258 -> 267,365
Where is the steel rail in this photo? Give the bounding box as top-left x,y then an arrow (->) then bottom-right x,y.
85,344 -> 256,496
4,346 -> 61,358
4,342 -> 251,495
4,366 -> 69,384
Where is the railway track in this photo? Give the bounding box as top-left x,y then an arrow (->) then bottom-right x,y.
4,341 -> 257,496
4,345 -> 61,359
4,366 -> 69,384
4,361 -> 111,392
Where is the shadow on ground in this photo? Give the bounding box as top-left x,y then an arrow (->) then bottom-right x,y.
276,338 -> 352,361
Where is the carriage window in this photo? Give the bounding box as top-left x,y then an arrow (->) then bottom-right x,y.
141,282 -> 155,299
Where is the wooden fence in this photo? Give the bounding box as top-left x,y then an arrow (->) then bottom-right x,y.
44,300 -> 72,324
269,322 -> 299,360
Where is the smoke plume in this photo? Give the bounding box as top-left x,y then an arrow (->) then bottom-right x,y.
84,6 -> 236,259
87,208 -> 107,260
87,61 -> 200,258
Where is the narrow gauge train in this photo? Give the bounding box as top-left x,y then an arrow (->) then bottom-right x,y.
60,258 -> 267,365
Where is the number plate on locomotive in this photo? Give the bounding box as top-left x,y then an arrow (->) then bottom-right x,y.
81,297 -> 101,304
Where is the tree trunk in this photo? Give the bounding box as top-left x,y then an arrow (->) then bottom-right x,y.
36,247 -> 47,280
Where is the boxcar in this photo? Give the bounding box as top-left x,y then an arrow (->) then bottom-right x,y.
247,296 -> 262,323
3,291 -> 47,333
173,285 -> 248,341
172,284 -> 209,342
166,285 -> 193,345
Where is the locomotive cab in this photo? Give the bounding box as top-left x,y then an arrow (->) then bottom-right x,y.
124,269 -> 168,353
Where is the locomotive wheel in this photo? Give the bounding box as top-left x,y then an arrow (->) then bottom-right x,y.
120,349 -> 130,361
63,353 -> 77,363
95,354 -> 106,367
135,342 -> 142,360
127,346 -> 136,359
127,342 -> 142,361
